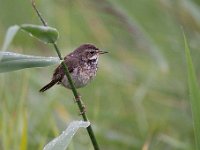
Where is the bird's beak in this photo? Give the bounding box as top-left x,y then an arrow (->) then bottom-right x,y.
98,50 -> 108,54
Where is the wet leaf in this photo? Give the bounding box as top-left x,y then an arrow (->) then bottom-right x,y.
43,121 -> 90,150
0,52 -> 60,73
21,24 -> 59,43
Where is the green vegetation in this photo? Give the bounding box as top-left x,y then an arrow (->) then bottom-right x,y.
184,32 -> 200,149
1,0 -> 200,149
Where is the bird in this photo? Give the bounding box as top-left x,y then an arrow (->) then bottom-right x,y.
39,44 -> 108,92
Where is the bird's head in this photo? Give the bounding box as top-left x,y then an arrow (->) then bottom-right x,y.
72,44 -> 108,62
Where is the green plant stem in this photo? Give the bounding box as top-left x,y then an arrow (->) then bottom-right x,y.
31,1 -> 100,149
53,43 -> 62,60
61,61 -> 99,149
31,0 -> 47,26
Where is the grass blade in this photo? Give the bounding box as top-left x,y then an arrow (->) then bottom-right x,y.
184,32 -> 200,149
20,111 -> 27,150
43,121 -> 90,150
1,25 -> 20,51
0,52 -> 60,73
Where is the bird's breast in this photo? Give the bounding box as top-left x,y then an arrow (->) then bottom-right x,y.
61,63 -> 98,89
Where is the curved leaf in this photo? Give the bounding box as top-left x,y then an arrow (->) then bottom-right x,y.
1,25 -> 20,51
21,24 -> 59,43
43,121 -> 90,150
0,52 -> 60,73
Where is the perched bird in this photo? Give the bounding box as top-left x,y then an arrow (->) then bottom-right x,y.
39,44 -> 108,92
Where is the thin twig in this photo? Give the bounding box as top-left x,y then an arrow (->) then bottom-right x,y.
53,43 -> 63,60
31,1 -> 100,149
31,0 -> 48,26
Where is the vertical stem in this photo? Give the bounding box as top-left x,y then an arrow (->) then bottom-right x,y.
53,43 -> 63,60
31,0 -> 48,26
61,56 -> 100,150
31,1 -> 100,149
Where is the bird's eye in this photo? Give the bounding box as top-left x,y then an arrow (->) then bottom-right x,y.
90,51 -> 95,55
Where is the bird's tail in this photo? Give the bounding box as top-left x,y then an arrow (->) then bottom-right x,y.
39,80 -> 58,92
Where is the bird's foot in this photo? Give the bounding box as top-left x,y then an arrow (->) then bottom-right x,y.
79,105 -> 86,115
74,94 -> 81,102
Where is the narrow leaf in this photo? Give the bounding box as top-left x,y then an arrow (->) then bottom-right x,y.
20,111 -> 27,150
183,31 -> 200,149
21,24 -> 59,43
43,121 -> 90,150
0,52 -> 60,73
1,25 -> 20,51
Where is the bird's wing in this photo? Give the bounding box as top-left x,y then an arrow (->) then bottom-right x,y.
52,57 -> 80,81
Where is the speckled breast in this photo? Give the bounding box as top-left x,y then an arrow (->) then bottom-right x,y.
61,62 -> 98,89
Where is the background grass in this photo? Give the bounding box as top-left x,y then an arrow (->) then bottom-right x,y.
184,32 -> 200,150
0,0 -> 200,149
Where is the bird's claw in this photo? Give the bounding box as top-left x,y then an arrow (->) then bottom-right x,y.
79,105 -> 86,115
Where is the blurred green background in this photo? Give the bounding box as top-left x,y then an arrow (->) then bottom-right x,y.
0,0 -> 200,149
